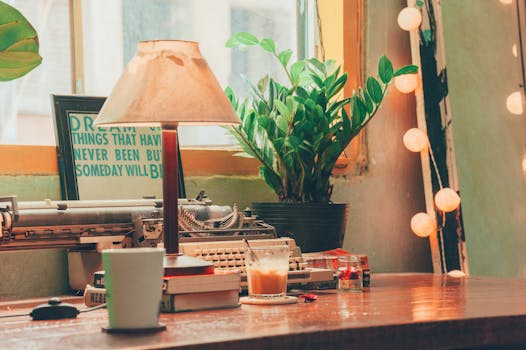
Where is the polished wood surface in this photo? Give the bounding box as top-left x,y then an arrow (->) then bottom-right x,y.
1,273 -> 526,349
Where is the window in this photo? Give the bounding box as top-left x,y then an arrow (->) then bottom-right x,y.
0,0 -> 71,145
1,0 -> 311,147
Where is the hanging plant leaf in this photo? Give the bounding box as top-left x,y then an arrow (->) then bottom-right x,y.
0,1 -> 42,81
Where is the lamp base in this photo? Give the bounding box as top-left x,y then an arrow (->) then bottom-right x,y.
163,253 -> 214,276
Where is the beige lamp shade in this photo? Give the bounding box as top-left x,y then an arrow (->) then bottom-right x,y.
94,40 -> 240,127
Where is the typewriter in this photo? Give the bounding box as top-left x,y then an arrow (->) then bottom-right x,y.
0,195 -> 334,290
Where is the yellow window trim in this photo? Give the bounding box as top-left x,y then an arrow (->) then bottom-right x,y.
1,0 -> 363,178
0,146 -> 261,176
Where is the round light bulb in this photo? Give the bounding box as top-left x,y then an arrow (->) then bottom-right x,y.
500,0 -> 513,4
397,7 -> 422,31
434,188 -> 461,212
403,128 -> 428,152
410,212 -> 437,238
506,91 -> 524,115
394,74 -> 418,93
512,44 -> 518,57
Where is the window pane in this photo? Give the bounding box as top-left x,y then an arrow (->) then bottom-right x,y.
0,0 -> 71,145
82,0 -> 298,146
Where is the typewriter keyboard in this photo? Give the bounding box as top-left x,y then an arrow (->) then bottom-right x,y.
179,237 -> 308,273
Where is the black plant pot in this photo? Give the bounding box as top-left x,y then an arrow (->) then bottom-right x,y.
252,202 -> 349,253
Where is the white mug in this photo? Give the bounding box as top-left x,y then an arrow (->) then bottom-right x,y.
102,247 -> 165,329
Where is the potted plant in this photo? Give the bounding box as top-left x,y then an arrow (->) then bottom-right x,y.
225,32 -> 417,252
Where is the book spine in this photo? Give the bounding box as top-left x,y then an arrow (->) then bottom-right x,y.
160,290 -> 240,313
84,285 -> 106,307
160,294 -> 176,313
162,273 -> 241,294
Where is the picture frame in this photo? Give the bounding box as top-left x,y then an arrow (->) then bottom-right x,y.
51,94 -> 185,200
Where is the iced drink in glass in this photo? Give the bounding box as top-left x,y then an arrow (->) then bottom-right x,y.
244,245 -> 289,298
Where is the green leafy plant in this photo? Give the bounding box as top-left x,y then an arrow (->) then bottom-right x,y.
0,1 -> 42,81
225,32 -> 418,203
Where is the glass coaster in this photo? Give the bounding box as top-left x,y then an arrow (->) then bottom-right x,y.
240,296 -> 298,305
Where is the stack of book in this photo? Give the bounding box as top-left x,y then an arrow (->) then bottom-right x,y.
84,270 -> 241,313
161,270 -> 241,313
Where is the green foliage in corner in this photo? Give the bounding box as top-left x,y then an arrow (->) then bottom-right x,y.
0,1 -> 42,81
225,32 -> 418,203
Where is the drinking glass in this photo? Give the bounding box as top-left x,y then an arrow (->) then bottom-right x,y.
337,255 -> 363,292
244,245 -> 289,298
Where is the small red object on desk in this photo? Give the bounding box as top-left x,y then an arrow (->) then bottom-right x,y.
298,293 -> 318,303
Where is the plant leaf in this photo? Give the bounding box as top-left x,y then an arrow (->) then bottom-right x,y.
362,88 -> 374,114
378,55 -> 393,84
274,99 -> 291,133
307,58 -> 326,75
225,37 -> 239,48
326,73 -> 347,99
257,75 -> 269,94
310,73 -> 324,88
394,64 -> 419,77
366,77 -> 383,104
0,2 -> 42,81
290,60 -> 306,83
259,38 -> 276,53
351,95 -> 366,128
295,86 -> 309,100
234,32 -> 259,46
278,49 -> 293,67
259,166 -> 284,197
232,151 -> 255,158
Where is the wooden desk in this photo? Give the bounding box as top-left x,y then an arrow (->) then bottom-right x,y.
1,273 -> 526,349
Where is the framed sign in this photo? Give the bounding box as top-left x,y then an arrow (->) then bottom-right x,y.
51,95 -> 185,200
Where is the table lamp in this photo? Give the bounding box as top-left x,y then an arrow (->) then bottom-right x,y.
94,40 -> 240,275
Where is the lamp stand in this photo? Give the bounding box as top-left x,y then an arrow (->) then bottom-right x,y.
161,127 -> 213,276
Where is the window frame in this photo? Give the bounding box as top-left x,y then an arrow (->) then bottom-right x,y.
0,0 -> 364,178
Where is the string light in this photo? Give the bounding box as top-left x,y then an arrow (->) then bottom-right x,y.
394,73 -> 418,93
513,44 -> 518,57
397,7 -> 422,31
506,91 -> 524,115
434,188 -> 461,212
410,212 -> 437,237
499,0 -> 513,4
403,128 -> 428,152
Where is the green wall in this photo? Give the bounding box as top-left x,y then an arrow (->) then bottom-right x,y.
442,1 -> 526,278
0,175 -> 61,200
